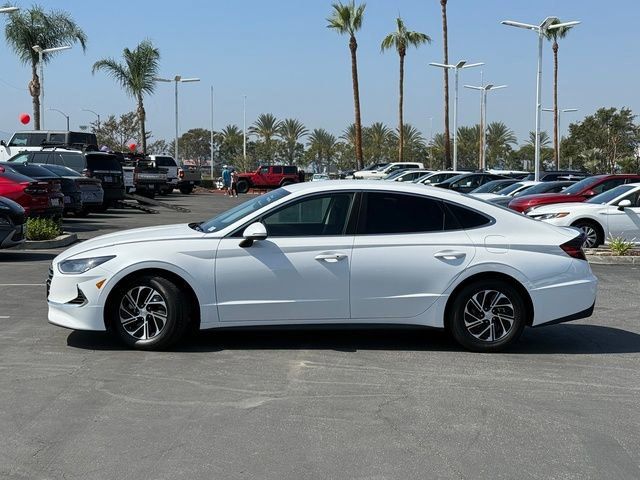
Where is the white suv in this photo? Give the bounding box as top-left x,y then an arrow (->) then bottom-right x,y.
354,162 -> 424,180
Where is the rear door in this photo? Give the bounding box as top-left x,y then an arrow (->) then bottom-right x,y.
350,192 -> 476,319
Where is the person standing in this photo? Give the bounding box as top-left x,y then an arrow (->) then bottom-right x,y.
222,165 -> 231,195
231,169 -> 238,197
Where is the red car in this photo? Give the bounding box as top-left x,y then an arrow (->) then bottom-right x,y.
0,165 -> 64,217
508,174 -> 640,213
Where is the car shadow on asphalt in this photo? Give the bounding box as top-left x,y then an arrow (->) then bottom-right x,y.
66,323 -> 640,355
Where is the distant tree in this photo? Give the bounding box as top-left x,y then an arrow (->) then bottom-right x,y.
92,40 -> 160,153
147,139 -> 170,155
485,122 -> 517,167
526,130 -> 551,148
363,122 -> 393,163
92,112 -> 143,152
381,17 -> 430,161
327,1 -> 366,169
545,18 -> 576,168
278,118 -> 308,164
4,5 -> 87,129
219,124 -> 244,162
249,113 -> 281,164
307,128 -> 338,172
390,123 -> 427,162
456,125 -> 480,170
177,128 -> 213,168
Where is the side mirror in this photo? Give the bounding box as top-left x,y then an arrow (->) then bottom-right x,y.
583,189 -> 596,197
617,199 -> 632,211
239,222 -> 267,248
0,140 -> 6,147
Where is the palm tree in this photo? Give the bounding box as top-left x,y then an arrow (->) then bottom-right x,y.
308,128 -> 338,173
526,130 -> 551,148
545,19 -> 575,169
456,125 -> 481,169
485,122 -> 517,167
4,5 -> 87,129
390,123 -> 426,162
381,18 -> 430,162
364,122 -> 392,162
440,0 -> 451,168
249,113 -> 281,164
278,118 -> 308,164
220,124 -> 244,160
92,40 -> 160,154
327,1 -> 366,170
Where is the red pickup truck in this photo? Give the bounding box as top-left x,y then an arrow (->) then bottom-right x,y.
235,165 -> 304,193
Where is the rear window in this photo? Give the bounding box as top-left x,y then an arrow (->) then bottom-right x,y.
86,154 -> 122,171
49,133 -> 66,143
8,163 -> 57,178
153,156 -> 177,167
68,132 -> 97,145
40,163 -> 82,177
0,169 -> 35,183
444,202 -> 492,229
283,166 -> 297,174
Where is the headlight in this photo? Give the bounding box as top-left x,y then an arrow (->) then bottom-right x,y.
531,212 -> 570,220
58,255 -> 115,274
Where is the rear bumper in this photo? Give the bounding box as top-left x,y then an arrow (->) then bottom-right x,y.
534,302 -> 595,327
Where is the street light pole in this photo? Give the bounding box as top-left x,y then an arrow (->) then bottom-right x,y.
543,107 -> 578,168
464,83 -> 507,170
501,17 -> 580,180
154,75 -> 200,162
429,60 -> 483,170
81,109 -> 100,129
31,45 -> 72,130
243,95 -> 247,161
210,85 -> 214,181
48,108 -> 70,130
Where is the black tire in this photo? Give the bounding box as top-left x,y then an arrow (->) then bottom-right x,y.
449,280 -> 526,352
95,202 -> 110,213
108,275 -> 190,350
571,220 -> 603,248
75,208 -> 90,218
159,187 -> 172,196
236,179 -> 249,194
179,185 -> 193,194
280,180 -> 293,187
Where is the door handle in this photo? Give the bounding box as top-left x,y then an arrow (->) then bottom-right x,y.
434,250 -> 466,260
315,253 -> 348,263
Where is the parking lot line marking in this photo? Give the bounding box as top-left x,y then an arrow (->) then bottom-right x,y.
0,283 -> 45,287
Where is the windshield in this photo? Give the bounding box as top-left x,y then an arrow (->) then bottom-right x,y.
472,180 -> 513,193
200,188 -> 291,232
561,177 -> 597,195
39,164 -> 82,177
496,182 -> 527,195
6,163 -> 57,178
586,185 -> 635,204
517,182 -> 567,196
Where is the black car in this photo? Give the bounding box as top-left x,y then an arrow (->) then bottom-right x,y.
0,196 -> 26,249
8,148 -> 125,210
37,164 -> 104,216
469,178 -> 519,194
434,173 -> 509,193
489,180 -> 577,207
522,170 -> 589,182
3,162 -> 84,215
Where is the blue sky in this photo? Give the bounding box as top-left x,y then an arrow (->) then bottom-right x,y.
1,0 -> 638,147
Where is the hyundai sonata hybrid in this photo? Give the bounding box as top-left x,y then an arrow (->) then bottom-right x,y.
47,181 -> 598,352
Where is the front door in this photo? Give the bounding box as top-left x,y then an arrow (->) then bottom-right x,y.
215,192 -> 355,322
350,192 -> 476,319
605,189 -> 640,242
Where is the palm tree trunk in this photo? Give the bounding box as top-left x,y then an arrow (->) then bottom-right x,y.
398,53 -> 405,162
28,61 -> 41,130
137,97 -> 147,154
441,0 -> 451,169
553,41 -> 559,169
350,35 -> 364,170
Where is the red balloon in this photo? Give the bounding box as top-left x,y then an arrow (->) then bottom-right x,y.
19,113 -> 30,125
128,143 -> 136,152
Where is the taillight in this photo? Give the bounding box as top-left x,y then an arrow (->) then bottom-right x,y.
23,182 -> 48,195
178,168 -> 184,179
560,234 -> 587,261
83,169 -> 93,178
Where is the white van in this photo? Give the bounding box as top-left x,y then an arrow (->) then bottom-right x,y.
354,162 -> 424,180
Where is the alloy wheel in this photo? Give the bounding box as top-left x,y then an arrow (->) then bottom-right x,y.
463,290 -> 515,342
119,286 -> 168,340
578,225 -> 598,248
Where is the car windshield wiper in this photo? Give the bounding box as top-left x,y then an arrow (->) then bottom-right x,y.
189,222 -> 204,232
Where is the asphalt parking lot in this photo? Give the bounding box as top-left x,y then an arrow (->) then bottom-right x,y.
1,191 -> 639,480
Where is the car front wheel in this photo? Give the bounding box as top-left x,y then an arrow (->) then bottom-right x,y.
236,179 -> 249,194
571,220 -> 603,248
109,275 -> 190,350
449,280 -> 526,352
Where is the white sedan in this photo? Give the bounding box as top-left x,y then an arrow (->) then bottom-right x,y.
47,181 -> 597,352
528,183 -> 640,247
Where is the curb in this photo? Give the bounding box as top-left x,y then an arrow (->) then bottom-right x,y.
17,233 -> 78,250
587,254 -> 640,265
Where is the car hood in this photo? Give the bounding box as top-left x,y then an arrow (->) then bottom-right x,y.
528,202 -> 604,214
471,193 -> 501,200
510,192 -> 584,206
56,223 -> 206,260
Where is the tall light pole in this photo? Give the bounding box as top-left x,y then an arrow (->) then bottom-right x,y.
32,45 -> 72,129
81,109 -> 100,129
210,85 -> 214,180
155,75 -> 200,162
48,108 -> 70,130
543,107 -> 578,168
501,17 -> 580,181
464,83 -> 507,170
429,60 -> 484,170
242,95 -> 247,161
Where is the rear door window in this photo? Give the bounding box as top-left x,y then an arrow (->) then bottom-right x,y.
359,192 -> 445,234
86,154 -> 122,171
153,156 -> 177,167
49,133 -> 66,144
30,152 -> 51,164
592,178 -> 627,194
55,152 -> 86,171
272,166 -> 283,174
283,166 -> 297,174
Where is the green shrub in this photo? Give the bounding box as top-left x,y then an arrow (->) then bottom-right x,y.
608,235 -> 635,256
26,217 -> 62,241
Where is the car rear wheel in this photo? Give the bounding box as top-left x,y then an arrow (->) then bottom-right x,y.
236,179 -> 249,194
449,280 -> 526,352
571,220 -> 603,248
109,275 -> 190,350
179,185 -> 193,194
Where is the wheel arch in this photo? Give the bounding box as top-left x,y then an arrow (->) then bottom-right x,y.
570,217 -> 605,242
444,271 -> 535,329
103,267 -> 201,331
